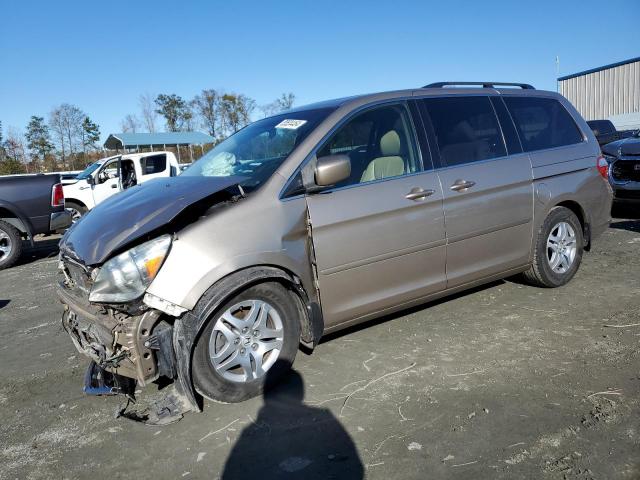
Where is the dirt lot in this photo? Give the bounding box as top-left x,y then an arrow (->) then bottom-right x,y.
1,206 -> 639,480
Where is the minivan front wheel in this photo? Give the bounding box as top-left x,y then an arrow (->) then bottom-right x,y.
522,207 -> 583,288
192,282 -> 301,403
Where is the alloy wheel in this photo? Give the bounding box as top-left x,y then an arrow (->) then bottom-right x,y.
209,299 -> 284,382
0,230 -> 12,261
546,221 -> 577,274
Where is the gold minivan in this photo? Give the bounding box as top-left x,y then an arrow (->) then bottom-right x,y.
57,82 -> 612,417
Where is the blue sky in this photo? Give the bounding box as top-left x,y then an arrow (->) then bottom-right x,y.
1,0 -> 638,142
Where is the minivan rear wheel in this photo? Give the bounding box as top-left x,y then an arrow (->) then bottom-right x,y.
522,207 -> 583,288
192,282 -> 301,403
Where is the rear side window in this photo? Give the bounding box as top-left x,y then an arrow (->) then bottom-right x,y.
504,97 -> 584,152
142,154 -> 167,175
422,96 -> 507,167
586,120 -> 615,136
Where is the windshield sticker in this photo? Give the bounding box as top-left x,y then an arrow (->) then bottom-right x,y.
275,119 -> 307,130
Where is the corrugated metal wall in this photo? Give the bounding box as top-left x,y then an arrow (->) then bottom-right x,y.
559,60 -> 640,120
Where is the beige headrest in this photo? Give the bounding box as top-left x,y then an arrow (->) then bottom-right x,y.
380,130 -> 401,156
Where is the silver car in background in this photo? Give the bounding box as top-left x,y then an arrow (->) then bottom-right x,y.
56,81 -> 612,418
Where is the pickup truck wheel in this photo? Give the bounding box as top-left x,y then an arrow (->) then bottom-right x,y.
192,282 -> 301,403
522,207 -> 583,288
65,201 -> 87,222
0,220 -> 22,271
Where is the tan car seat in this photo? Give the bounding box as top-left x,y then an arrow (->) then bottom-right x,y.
360,130 -> 405,182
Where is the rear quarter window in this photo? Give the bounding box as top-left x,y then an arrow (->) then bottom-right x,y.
142,154 -> 167,175
504,97 -> 584,152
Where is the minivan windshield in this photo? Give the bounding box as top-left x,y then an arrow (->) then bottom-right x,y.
182,107 -> 334,191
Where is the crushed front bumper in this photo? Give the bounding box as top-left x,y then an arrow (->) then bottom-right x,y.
57,285 -> 173,386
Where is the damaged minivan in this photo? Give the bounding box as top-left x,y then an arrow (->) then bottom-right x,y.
57,82 -> 612,420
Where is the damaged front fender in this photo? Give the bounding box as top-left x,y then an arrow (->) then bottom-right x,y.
171,265 -> 324,412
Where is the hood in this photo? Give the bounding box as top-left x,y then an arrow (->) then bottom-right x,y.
60,175 -> 246,265
602,136 -> 640,157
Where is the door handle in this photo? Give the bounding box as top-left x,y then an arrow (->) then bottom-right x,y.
450,180 -> 476,192
405,188 -> 435,201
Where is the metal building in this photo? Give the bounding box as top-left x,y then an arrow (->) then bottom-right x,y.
558,57 -> 640,122
103,131 -> 215,162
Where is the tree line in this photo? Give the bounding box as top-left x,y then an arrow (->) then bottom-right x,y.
0,90 -> 295,175
120,90 -> 295,140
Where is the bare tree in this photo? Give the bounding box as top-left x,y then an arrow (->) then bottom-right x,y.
260,92 -> 296,117
49,104 -> 85,170
121,114 -> 140,133
3,128 -> 28,172
139,93 -> 158,133
49,108 -> 67,169
192,89 -> 221,138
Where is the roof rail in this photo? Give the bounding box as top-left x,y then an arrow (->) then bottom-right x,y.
424,82 -> 535,90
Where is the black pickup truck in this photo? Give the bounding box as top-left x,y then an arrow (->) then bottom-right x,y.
587,120 -> 637,147
0,174 -> 71,270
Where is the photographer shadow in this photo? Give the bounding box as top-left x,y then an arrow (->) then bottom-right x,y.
221,361 -> 363,479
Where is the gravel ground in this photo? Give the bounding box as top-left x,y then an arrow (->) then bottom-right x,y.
1,206 -> 639,480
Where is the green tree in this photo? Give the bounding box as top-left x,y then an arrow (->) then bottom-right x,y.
25,116 -> 54,167
192,89 -> 221,138
155,94 -> 193,132
0,158 -> 26,175
220,93 -> 256,135
81,116 -> 100,163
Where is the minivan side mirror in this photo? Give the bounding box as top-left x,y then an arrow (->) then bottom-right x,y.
315,154 -> 351,187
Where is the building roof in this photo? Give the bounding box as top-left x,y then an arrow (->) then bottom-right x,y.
104,132 -> 215,150
558,56 -> 640,81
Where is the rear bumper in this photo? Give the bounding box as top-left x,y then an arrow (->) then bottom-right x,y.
50,211 -> 72,231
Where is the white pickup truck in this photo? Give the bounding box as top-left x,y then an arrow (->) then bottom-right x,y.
63,151 -> 180,220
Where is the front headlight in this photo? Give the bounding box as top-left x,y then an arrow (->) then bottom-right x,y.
89,235 -> 172,303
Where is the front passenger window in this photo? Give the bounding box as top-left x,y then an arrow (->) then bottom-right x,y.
316,104 -> 420,187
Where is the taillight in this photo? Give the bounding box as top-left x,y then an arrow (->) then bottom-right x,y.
52,183 -> 65,207
596,155 -> 609,179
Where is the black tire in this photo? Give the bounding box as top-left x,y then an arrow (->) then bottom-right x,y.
0,220 -> 23,271
192,282 -> 301,403
65,201 -> 87,222
522,207 -> 584,288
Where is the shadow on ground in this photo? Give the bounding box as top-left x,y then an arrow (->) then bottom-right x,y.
612,203 -> 640,220
16,236 -> 60,266
610,204 -> 640,233
221,362 -> 364,479
0,299 -> 9,309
